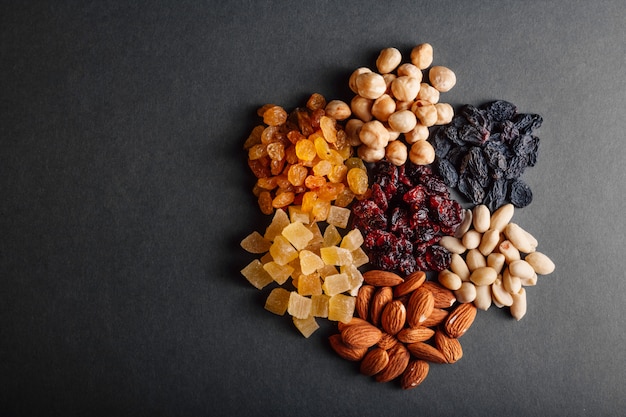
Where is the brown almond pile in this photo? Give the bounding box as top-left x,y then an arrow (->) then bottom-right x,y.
329,270 -> 477,389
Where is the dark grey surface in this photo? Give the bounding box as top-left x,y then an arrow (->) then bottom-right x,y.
1,1 -> 625,416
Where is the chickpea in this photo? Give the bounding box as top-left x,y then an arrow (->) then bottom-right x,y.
345,118 -> 364,146
435,102 -> 454,125
390,75 -> 420,102
349,67 -> 371,94
385,140 -> 408,166
429,66 -> 456,92
404,123 -> 429,144
396,63 -> 422,81
416,83 -> 440,104
358,120 -> 390,149
410,43 -> 434,70
376,47 -> 402,74
412,100 -> 438,126
387,109 -> 417,134
371,94 -> 396,122
358,144 -> 386,163
350,95 -> 373,122
356,72 -> 387,99
325,100 -> 351,120
409,140 -> 436,165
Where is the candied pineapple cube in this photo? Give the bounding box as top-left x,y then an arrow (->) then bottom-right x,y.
269,235 -> 299,266
264,208 -> 290,241
304,222 -> 324,250
322,272 -> 352,296
288,205 -> 310,224
293,316 -> 319,338
263,261 -> 294,285
299,249 -> 325,275
341,264 -> 364,296
326,205 -> 351,229
328,294 -> 356,323
322,224 -> 342,248
240,259 -> 274,289
240,231 -> 272,254
264,287 -> 291,315
350,247 -> 369,267
288,291 -> 312,319
297,273 -> 323,296
310,294 -> 330,317
320,246 -> 353,266
340,228 -> 364,252
311,199 -> 331,222
318,264 -> 339,279
281,221 -> 314,251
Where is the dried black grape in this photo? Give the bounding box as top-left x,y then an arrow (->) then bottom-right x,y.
509,179 -> 533,207
460,104 -> 489,129
513,113 -> 543,135
458,175 -> 485,204
435,158 -> 459,187
483,179 -> 508,212
480,100 -> 517,123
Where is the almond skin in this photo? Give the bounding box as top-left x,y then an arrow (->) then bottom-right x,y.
406,286 -> 435,327
341,321 -> 383,349
400,359 -> 430,390
434,330 -> 463,363
406,342 -> 447,364
337,317 -> 369,332
444,302 -> 477,338
329,334 -> 368,361
356,284 -> 375,320
360,347 -> 389,376
363,270 -> 404,287
393,270 -> 426,298
377,333 -> 399,350
370,286 -> 393,326
375,343 -> 410,383
421,281 -> 457,308
421,308 -> 449,327
397,326 -> 435,344
381,300 -> 406,335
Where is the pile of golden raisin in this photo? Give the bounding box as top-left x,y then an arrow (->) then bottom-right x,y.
243,93 -> 369,220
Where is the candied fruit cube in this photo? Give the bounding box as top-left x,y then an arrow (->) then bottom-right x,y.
327,205 -> 351,229
299,249 -> 325,275
318,264 -> 339,278
311,199 -> 331,222
297,273 -> 323,296
340,228 -> 364,251
288,291 -> 312,319
310,294 -> 330,318
350,247 -> 370,268
341,263 -> 364,296
240,231 -> 272,254
281,221 -> 314,251
269,235 -> 299,266
304,222 -> 324,250
293,316 -> 319,338
264,209 -> 290,241
320,246 -> 353,266
288,205 -> 310,224
322,272 -> 352,296
322,224 -> 342,248
333,188 -> 355,208
328,294 -> 356,323
240,259 -> 274,289
263,261 -> 294,285
264,287 -> 291,315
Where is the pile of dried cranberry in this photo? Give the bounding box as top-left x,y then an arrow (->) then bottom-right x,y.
351,160 -> 463,275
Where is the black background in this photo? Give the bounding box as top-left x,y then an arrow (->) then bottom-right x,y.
2,1 -> 625,416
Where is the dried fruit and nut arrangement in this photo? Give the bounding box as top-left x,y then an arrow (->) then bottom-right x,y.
239,44 -> 555,390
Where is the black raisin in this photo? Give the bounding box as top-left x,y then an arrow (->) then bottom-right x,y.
509,179 -> 533,208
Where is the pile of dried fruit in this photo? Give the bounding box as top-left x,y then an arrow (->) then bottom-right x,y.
239,43 -> 555,390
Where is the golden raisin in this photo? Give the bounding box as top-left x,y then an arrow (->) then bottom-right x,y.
312,160 -> 332,177
317,182 -> 345,201
295,139 -> 317,161
270,158 -> 285,176
307,93 -> 327,111
327,164 -> 348,184
263,105 -> 288,126
266,142 -> 285,160
287,165 -> 308,186
261,125 -> 280,144
320,116 -> 337,143
257,103 -> 276,117
243,125 -> 264,150
304,175 -> 327,189
247,159 -> 271,179
248,144 -> 267,160
258,191 -> 274,214
256,176 -> 278,190
347,167 -> 369,195
301,191 -> 318,213
272,191 -> 295,208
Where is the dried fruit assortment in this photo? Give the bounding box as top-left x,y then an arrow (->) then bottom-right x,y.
238,43 -> 555,390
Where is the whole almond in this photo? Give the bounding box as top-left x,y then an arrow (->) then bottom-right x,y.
406,286 -> 435,327
337,317 -> 370,332
329,334 -> 368,361
370,286 -> 393,326
377,332 -> 399,350
421,308 -> 449,327
444,302 -> 477,338
341,322 -> 383,349
406,342 -> 447,364
421,281 -> 457,308
397,326 -> 435,344
375,343 -> 410,383
360,347 -> 389,376
400,359 -> 429,390
381,300 -> 406,335
393,270 -> 426,298
434,329 -> 463,363
356,284 -> 375,319
363,270 -> 404,287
